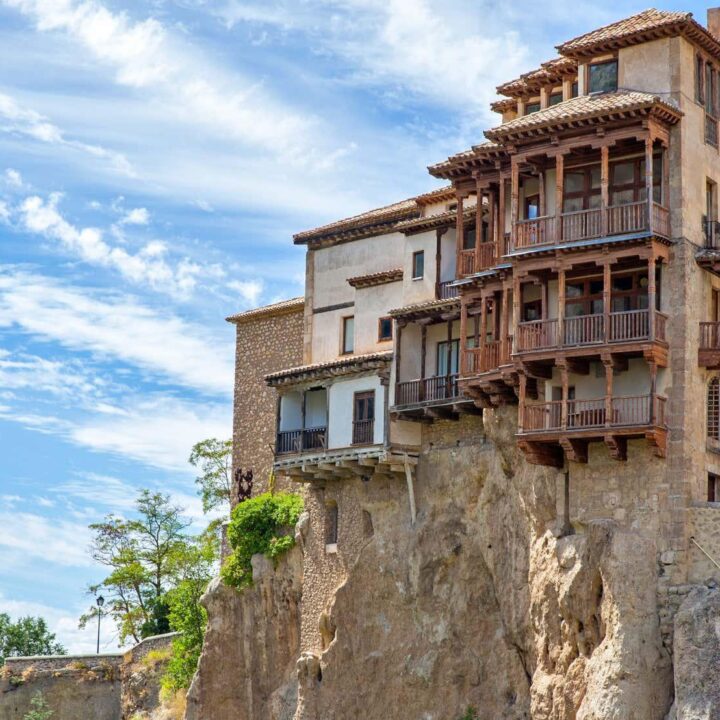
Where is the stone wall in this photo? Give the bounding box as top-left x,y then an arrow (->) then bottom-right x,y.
0,633 -> 176,720
228,299 -> 304,498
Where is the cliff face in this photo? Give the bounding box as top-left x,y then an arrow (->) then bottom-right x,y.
187,408 -> 706,720
185,550 -> 302,720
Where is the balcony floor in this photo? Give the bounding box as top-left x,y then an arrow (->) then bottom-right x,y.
391,395 -> 481,423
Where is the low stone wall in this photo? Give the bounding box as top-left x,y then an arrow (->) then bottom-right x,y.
689,503 -> 720,583
0,633 -> 178,720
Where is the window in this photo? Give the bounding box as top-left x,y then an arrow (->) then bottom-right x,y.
525,101 -> 541,115
610,270 -> 650,312
710,378 -> 720,444
412,250 -> 424,279
352,391 -> 375,445
378,316 -> 393,342
565,278 -> 604,317
341,316 -> 354,354
524,194 -> 540,220
437,339 -> 459,376
549,92 -> 563,106
697,54 -> 706,104
325,501 -> 338,546
571,81 -> 579,98
563,166 -> 601,212
707,179 -> 717,223
609,156 -> 662,206
707,63 -> 717,116
588,59 -> 618,94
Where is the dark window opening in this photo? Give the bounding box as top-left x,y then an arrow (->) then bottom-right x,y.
352,391 -> 375,445
463,224 -> 476,250
697,54 -> 706,104
378,316 -> 393,342
525,101 -> 541,115
588,60 -> 618,94
709,378 -> 720,444
549,92 -> 563,106
412,250 -> 424,279
325,501 -> 338,545
709,473 -> 720,503
563,166 -> 601,212
571,81 -> 579,98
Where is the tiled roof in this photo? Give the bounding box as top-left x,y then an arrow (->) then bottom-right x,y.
485,91 -> 681,143
428,141 -> 506,178
389,297 -> 459,318
396,206 -> 474,235
265,351 -> 393,385
496,57 -> 577,97
414,185 -> 454,205
226,297 -> 304,324
490,97 -> 518,114
293,198 -> 419,244
347,268 -> 403,288
556,8 -> 703,58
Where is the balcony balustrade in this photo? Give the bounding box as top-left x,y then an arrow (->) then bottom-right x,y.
463,339 -> 511,376
521,394 -> 665,434
513,202 -> 670,251
352,419 -> 375,445
458,250 -> 475,277
704,220 -> 720,249
395,374 -> 460,407
699,321 -> 720,368
706,113 -> 719,148
515,310 -> 668,353
437,280 -> 459,300
276,427 -> 327,455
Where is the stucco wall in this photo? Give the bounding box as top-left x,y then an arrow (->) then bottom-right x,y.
327,374 -> 385,448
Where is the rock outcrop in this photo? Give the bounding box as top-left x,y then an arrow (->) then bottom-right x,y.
185,549 -> 302,720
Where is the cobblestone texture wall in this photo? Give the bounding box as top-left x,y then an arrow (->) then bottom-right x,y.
230,303 -> 304,498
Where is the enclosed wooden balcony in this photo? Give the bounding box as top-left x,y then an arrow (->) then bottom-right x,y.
393,374 -> 479,421
518,393 -> 667,466
276,427 -> 327,455
699,322 -> 720,368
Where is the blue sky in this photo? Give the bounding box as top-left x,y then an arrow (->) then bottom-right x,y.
0,0 -> 708,653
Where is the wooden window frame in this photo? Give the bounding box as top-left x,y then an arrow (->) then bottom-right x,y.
697,54 -> 706,105
549,92 -> 563,106
587,58 -> 618,94
525,101 -> 541,115
563,166 -> 601,211
378,316 -> 393,342
565,277 -> 604,316
609,155 -> 662,205
352,390 -> 375,446
709,377 -> 720,443
412,250 -> 425,280
340,315 -> 354,355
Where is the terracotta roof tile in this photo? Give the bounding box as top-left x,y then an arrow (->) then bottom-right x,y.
347,268 -> 403,288
557,8 -> 692,57
485,91 -> 681,142
414,185 -> 454,205
389,297 -> 459,318
265,351 -> 393,385
497,57 -> 577,97
226,297 -> 304,324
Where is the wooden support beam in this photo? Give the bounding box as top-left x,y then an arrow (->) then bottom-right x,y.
456,195 -> 464,277
600,144 -> 609,236
498,178 -> 506,257
555,153 -> 564,233
603,260 -> 611,344
459,297 -> 468,376
560,438 -> 589,464
648,254 -> 656,341
604,435 -> 627,461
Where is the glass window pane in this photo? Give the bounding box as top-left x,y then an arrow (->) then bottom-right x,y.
566,283 -> 584,298
525,102 -> 541,115
612,276 -> 633,292
463,226 -> 476,250
413,251 -> 424,278
564,197 -> 583,212
589,193 -> 602,209
612,189 -> 635,206
343,317 -> 354,353
591,299 -> 604,314
588,60 -> 618,94
589,280 -> 603,295
565,171 -> 584,193
549,93 -> 563,106
612,161 -> 634,186
590,166 -> 601,188
566,302 -> 585,317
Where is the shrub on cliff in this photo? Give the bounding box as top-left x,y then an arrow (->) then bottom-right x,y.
23,692 -> 53,720
221,492 -> 304,590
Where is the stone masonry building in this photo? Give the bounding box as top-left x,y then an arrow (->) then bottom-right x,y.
191,8 -> 720,720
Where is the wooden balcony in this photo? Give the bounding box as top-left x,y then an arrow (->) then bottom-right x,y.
518,394 -> 667,466
392,374 -> 479,422
276,427 -> 327,455
700,322 -> 720,368
515,310 -> 668,360
457,242 -> 497,277
512,202 -> 670,251
437,280 -> 459,300
459,340 -> 516,408
352,419 -> 374,446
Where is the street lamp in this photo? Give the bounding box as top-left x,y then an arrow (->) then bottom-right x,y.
96,595 -> 105,655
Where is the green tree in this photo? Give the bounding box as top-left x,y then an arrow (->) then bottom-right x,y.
189,439 -> 233,515
161,531 -> 217,692
81,490 -> 191,644
0,615 -> 65,665
23,691 -> 53,720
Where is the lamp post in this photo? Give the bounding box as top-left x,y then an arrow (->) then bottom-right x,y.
96,595 -> 105,655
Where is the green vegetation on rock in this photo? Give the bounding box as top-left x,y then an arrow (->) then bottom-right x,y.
23,691 -> 53,720
221,492 -> 304,590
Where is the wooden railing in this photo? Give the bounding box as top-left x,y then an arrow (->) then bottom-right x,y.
655,311 -> 668,342
476,242 -> 496,270
700,321 -> 720,349
607,201 -> 646,235
458,250 -> 475,276
395,375 -> 460,406
463,339 -> 510,376
516,319 -> 558,351
705,220 -> 720,249
521,394 -> 665,433
512,202 -> 669,250
514,215 -> 556,249
276,427 -> 327,455
561,208 -> 602,242
352,419 -> 374,445
564,314 -> 604,345
609,309 -> 648,342
437,280 -> 459,300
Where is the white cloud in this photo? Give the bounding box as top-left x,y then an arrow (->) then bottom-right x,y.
227,278 -> 263,306
0,92 -> 134,175
3,0 -> 323,162
0,200 -> 9,222
0,269 -> 234,395
120,207 -> 149,225
15,193 -> 212,297
4,168 -> 23,187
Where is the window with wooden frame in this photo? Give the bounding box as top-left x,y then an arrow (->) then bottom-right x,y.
610,270 -> 652,312
697,54 -> 706,105
412,250 -> 424,279
462,224 -> 476,250
571,81 -> 579,98
563,165 -> 601,212
565,277 -> 604,317
609,156 -> 662,206
708,377 -> 720,443
525,101 -> 541,115
707,179 -> 717,223
549,92 -> 563,106
707,62 -> 717,117
352,391 -> 375,445
524,194 -> 540,220
587,59 -> 618,94
341,315 -> 354,355
378,316 -> 393,342
713,287 -> 720,323
437,339 -> 459,376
